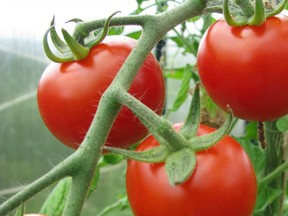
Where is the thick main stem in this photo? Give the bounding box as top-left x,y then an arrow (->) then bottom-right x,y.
263,121 -> 286,216
62,18 -> 165,216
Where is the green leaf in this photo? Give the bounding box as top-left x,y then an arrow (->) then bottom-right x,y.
244,121 -> 258,140
96,195 -> 129,216
165,148 -> 196,186
103,154 -> 124,165
40,177 -> 72,216
108,26 -> 124,36
15,204 -> 25,216
276,115 -> 288,132
165,67 -> 185,79
165,67 -> 199,81
254,186 -> 283,215
169,34 -> 200,55
87,168 -> 101,198
170,66 -> 192,112
125,30 -> 142,39
237,138 -> 264,178
169,36 -> 185,49
136,0 -> 148,5
201,89 -> 220,118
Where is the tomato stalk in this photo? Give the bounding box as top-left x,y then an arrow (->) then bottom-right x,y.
113,87 -> 190,151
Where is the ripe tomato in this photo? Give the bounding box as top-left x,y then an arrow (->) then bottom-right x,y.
197,15 -> 288,121
126,124 -> 257,216
37,36 -> 165,149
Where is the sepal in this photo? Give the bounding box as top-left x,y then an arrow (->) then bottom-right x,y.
165,148 -> 196,186
103,145 -> 170,163
189,106 -> 233,151
179,82 -> 200,139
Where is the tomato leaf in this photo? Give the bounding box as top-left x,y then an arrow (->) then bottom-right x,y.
237,138 -> 264,179
254,186 -> 283,215
103,154 -> 124,165
108,26 -> 124,36
170,66 -> 192,112
40,177 -> 72,216
126,30 -> 142,40
87,168 -> 100,199
201,88 -> 220,118
96,195 -> 129,216
276,115 -> 288,132
165,148 -> 196,186
165,67 -> 185,79
15,204 -> 25,216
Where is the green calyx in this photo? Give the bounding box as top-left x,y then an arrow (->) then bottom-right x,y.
43,12 -> 120,63
104,84 -> 234,186
224,0 -> 288,26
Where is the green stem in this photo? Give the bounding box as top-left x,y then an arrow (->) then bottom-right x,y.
63,171 -> 95,215
263,121 -> 286,216
73,15 -> 148,42
259,158 -> 288,188
114,87 -> 190,151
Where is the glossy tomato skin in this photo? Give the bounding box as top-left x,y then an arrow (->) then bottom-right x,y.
126,124 -> 257,216
38,36 -> 165,149
197,15 -> 288,121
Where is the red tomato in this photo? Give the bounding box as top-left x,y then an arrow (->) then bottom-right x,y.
126,124 -> 257,216
197,15 -> 288,121
37,36 -> 165,149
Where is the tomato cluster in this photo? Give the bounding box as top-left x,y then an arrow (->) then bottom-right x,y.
197,15 -> 288,122
38,30 -> 259,215
38,36 -> 166,149
126,124 -> 257,216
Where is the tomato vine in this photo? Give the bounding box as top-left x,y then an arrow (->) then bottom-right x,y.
0,0 -> 288,215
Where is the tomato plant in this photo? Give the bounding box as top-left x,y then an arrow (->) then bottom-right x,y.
197,15 -> 288,122
126,124 -> 257,216
37,35 -> 165,149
